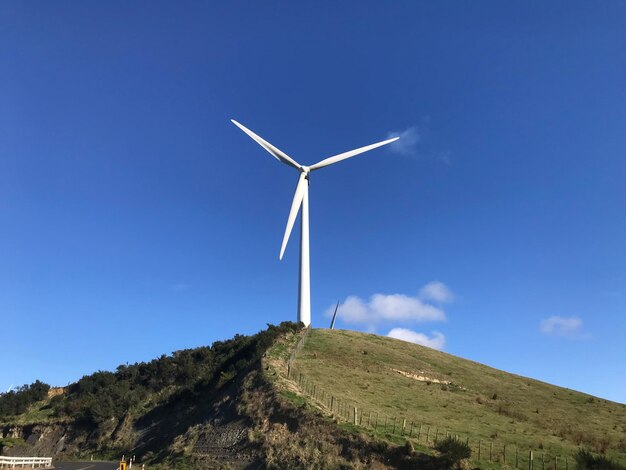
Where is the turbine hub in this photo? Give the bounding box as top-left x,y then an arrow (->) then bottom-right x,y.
301,165 -> 310,174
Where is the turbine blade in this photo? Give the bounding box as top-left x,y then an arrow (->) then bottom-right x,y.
330,300 -> 340,329
280,173 -> 307,260
231,119 -> 301,170
309,136 -> 399,171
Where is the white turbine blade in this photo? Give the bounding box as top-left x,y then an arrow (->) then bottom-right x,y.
280,173 -> 307,260
231,119 -> 301,170
309,136 -> 399,171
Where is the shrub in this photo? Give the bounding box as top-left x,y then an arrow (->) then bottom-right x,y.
404,439 -> 414,456
574,449 -> 625,470
0,380 -> 50,418
435,436 -> 471,469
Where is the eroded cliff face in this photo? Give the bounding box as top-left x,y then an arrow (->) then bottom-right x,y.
1,423 -> 83,457
0,413 -> 140,458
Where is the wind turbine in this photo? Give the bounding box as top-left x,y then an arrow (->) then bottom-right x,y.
232,119 -> 399,327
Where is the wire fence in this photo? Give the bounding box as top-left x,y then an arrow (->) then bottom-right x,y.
286,329 -> 574,470
287,325 -> 310,378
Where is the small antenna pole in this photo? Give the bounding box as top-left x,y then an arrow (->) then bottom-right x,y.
329,300 -> 340,329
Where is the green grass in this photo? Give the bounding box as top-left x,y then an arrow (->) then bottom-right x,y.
0,437 -> 25,453
287,328 -> 626,467
0,399 -> 59,425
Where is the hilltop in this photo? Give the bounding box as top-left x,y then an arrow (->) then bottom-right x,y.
1,325 -> 625,469
283,329 -> 626,467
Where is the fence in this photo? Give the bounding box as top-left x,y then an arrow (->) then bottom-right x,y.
286,332 -> 573,470
0,457 -> 52,468
286,325 -> 310,379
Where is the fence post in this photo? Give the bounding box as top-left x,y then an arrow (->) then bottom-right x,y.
529,450 -> 534,470
354,407 -> 358,425
516,446 -> 519,468
368,411 -> 372,427
330,395 -> 334,412
555,455 -> 558,470
504,444 -> 507,466
426,426 -> 430,443
392,417 -> 397,434
402,419 -> 406,436
409,421 -> 414,438
417,424 -> 422,441
478,440 -> 481,461
384,415 -> 388,431
565,457 -> 568,470
490,441 -> 493,462
375,413 -> 378,430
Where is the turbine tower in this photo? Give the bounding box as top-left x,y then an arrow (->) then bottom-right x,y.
232,120 -> 398,327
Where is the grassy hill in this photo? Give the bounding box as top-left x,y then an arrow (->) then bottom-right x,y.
2,324 -> 625,469
283,328 -> 626,467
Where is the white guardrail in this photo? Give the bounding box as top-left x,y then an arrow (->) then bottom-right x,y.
0,456 -> 52,468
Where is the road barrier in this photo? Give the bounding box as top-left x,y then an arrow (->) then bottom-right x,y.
0,456 -> 52,468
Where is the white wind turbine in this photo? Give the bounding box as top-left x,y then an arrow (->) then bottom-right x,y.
232,119 -> 399,327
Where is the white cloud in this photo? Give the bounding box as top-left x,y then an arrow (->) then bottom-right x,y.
326,281 -> 454,330
540,316 -> 584,338
419,281 -> 455,303
386,126 -> 420,156
328,293 -> 446,326
387,328 -> 445,350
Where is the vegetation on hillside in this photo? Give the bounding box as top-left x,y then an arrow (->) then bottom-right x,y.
574,449 -> 626,470
70,322 -> 296,424
0,381 -> 50,419
435,436 -> 472,469
0,322 -> 303,456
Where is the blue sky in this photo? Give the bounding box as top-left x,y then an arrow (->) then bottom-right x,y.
1,2 -> 625,403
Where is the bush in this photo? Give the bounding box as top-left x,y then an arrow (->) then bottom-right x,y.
404,439 -> 414,456
0,380 -> 50,418
574,449 -> 625,470
435,436 -> 471,469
